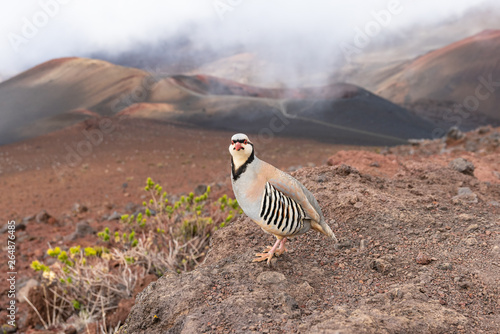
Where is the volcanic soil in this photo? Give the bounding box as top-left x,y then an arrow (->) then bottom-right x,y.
123,127 -> 500,333
0,117 -> 362,331
1,123 -> 499,333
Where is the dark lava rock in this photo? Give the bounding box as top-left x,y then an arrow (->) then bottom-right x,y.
35,210 -> 50,223
445,126 -> 465,141
35,210 -> 58,225
194,184 -> 208,196
108,211 -> 122,221
335,164 -> 359,176
65,221 -> 95,241
437,263 -> 453,271
449,158 -> 475,176
369,258 -> 392,274
72,203 -> 88,214
452,187 -> 478,204
335,239 -> 353,250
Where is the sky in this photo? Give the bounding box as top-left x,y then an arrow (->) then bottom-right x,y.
0,0 -> 498,79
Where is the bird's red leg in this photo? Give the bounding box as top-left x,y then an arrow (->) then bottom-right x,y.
263,237 -> 288,256
275,238 -> 287,256
253,238 -> 281,265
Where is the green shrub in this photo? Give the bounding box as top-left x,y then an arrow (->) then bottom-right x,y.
111,179 -> 240,273
28,243 -> 133,332
29,178 -> 241,332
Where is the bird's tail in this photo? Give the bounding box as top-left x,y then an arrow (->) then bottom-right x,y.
311,219 -> 338,243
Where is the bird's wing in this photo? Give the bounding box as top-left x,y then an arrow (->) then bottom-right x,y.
268,171 -> 336,240
267,171 -> 321,223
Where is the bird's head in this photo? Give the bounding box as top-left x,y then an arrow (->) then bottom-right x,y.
229,133 -> 254,166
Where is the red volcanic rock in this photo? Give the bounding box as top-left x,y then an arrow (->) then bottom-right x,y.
416,252 -> 432,265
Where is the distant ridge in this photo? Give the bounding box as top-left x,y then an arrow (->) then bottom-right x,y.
0,57 -> 435,146
375,30 -> 500,121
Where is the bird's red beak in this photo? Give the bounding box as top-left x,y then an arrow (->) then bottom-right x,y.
234,142 -> 242,151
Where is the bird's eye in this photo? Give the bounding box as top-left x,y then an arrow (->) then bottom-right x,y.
231,140 -> 235,144
244,139 -> 248,144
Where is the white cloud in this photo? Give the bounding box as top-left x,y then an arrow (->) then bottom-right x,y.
0,0 -> 498,78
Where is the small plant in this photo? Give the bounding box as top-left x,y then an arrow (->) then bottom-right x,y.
47,246 -> 61,257
97,227 -> 110,241
98,226 -> 138,248
111,178 -> 241,273
72,300 -> 81,311
31,260 -> 50,272
84,246 -> 97,257
29,244 -> 136,333
28,178 -> 241,332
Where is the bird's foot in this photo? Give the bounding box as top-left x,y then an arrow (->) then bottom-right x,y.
264,245 -> 287,256
253,239 -> 282,265
252,251 -> 275,265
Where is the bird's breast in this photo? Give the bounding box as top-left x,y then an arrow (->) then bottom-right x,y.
232,168 -> 266,222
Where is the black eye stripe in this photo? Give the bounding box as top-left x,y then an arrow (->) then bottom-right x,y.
232,139 -> 248,144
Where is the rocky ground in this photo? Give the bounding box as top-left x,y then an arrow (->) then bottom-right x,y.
0,119 -> 358,333
122,127 -> 500,334
2,124 -> 499,333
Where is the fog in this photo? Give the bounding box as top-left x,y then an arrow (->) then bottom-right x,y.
0,0 -> 498,83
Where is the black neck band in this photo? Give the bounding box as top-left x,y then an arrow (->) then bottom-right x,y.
231,145 -> 255,181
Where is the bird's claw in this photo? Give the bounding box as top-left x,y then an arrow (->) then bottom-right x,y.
252,252 -> 274,265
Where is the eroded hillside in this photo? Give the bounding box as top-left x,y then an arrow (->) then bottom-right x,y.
122,128 -> 500,334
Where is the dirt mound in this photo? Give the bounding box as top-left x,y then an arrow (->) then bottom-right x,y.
327,126 -> 500,185
122,160 -> 500,333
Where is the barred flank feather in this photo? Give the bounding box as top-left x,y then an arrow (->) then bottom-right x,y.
259,183 -> 306,236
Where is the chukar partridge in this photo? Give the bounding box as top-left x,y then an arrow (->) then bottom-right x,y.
229,133 -> 337,265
